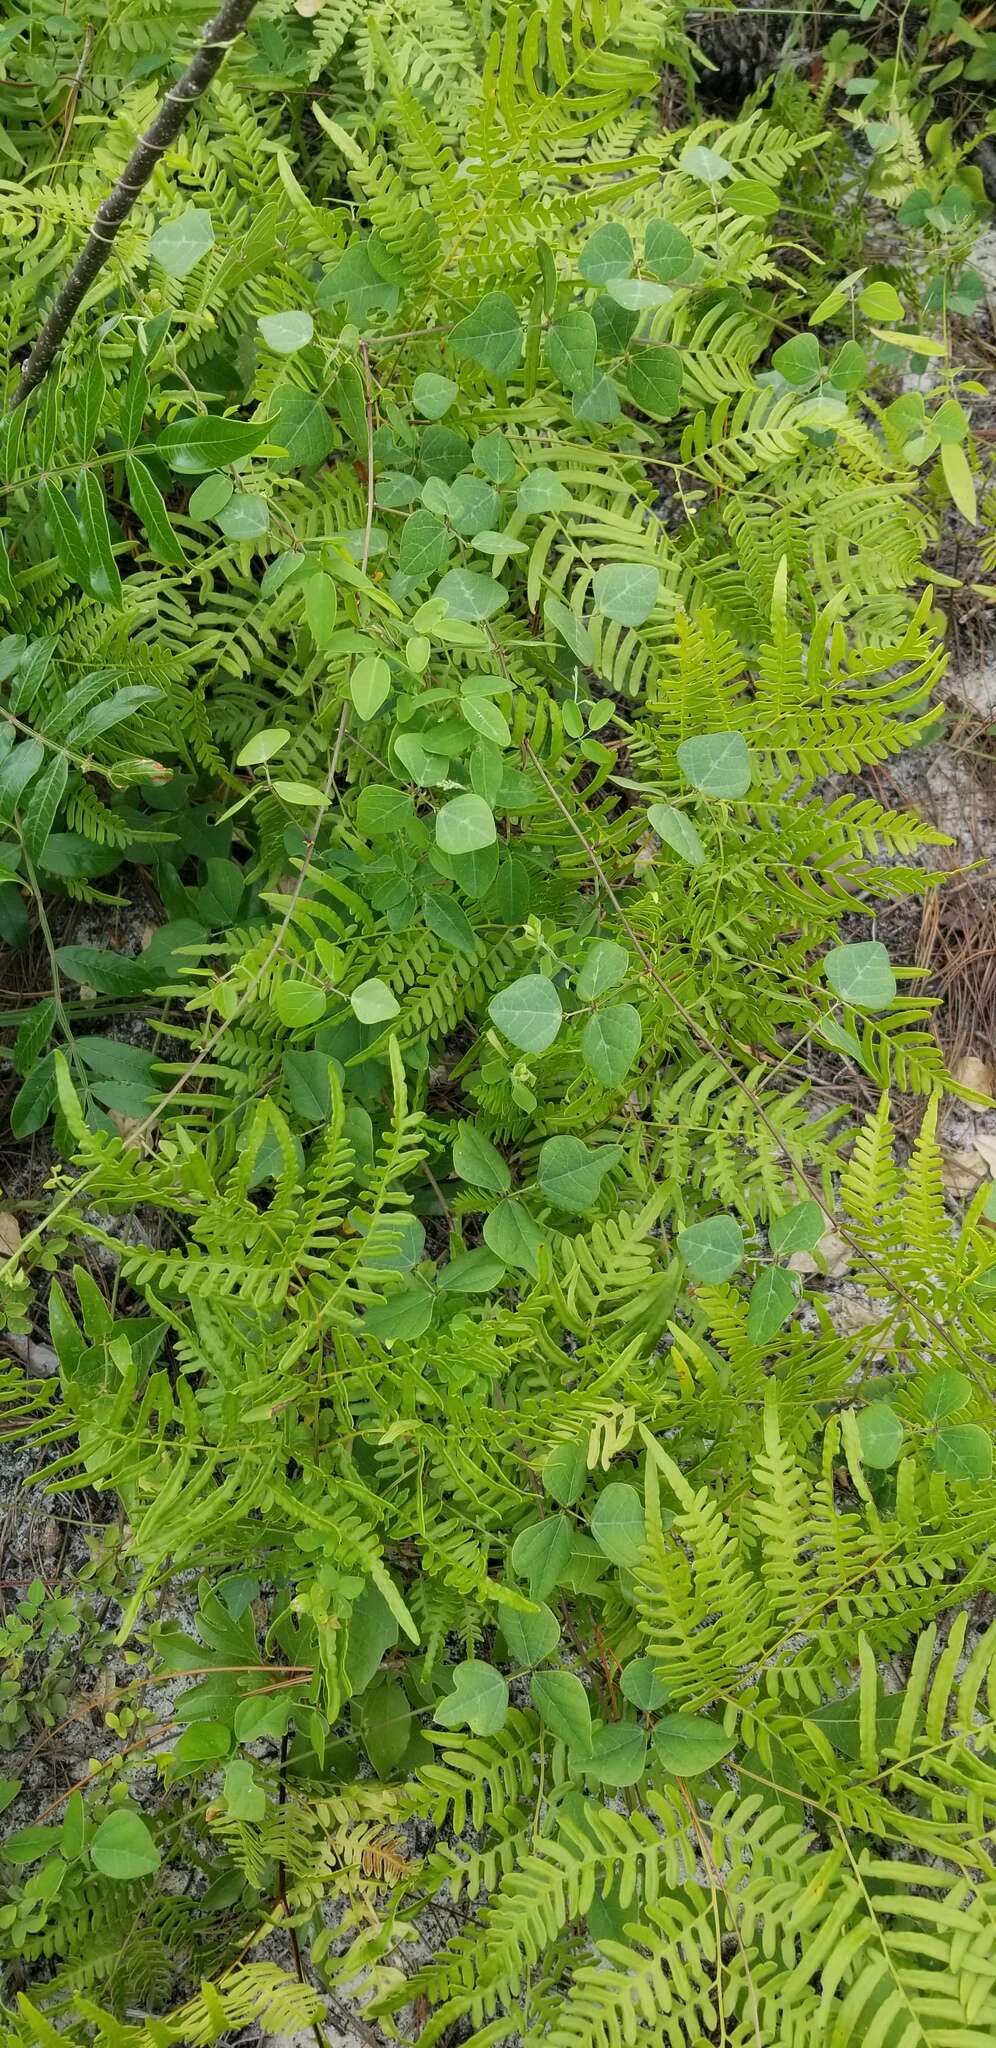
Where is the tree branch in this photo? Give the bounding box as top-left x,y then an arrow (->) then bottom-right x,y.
10,0 -> 260,409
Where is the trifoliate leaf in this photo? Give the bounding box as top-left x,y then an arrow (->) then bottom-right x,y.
434,567 -> 508,621
449,292 -> 523,375
150,207 -> 213,279
350,977 -> 401,1025
933,1424 -> 992,1482
653,1712 -> 734,1775
769,1199 -> 824,1256
434,1660 -> 508,1736
823,941 -> 896,1011
576,939 -> 630,1002
745,1266 -> 796,1342
489,975 -> 563,1054
452,1120 -> 511,1195
592,562 -> 659,627
517,469 -> 570,514
511,1516 -> 572,1600
435,795 -> 496,856
644,218 -> 694,280
581,1003 -> 642,1087
647,802 -> 706,866
680,143 -> 733,184
531,1670 -> 592,1754
579,222 -> 633,284
586,1722 -> 647,1787
536,1135 -> 619,1214
678,1214 -> 744,1283
773,332 -> 821,387
590,1483 -> 646,1568
258,310 -> 314,354
483,1199 -> 545,1277
855,1401 -> 904,1469
624,345 -> 682,420
676,732 -> 752,798
920,1369 -> 971,1422
90,1809 -> 161,1880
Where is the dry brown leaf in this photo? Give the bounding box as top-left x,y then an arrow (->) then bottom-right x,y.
952,1054 -> 995,1097
0,1212 -> 21,1255
788,1228 -> 849,1278
973,1132 -> 996,1175
940,1145 -> 986,1196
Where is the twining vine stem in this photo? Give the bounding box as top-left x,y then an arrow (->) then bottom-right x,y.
10,0 -> 261,408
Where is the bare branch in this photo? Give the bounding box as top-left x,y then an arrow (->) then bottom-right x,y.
10,0 -> 260,409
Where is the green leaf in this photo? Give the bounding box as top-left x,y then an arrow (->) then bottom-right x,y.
434,567 -> 507,622
90,1809 -> 161,1881
77,472 -> 122,607
620,1657 -> 669,1711
436,794 -> 496,855
934,1424 -> 992,1482
940,440 -> 977,524
156,415 -> 270,473
282,1050 -> 334,1123
421,890 -> 478,955
21,754 -> 68,865
413,372 -> 458,419
517,468 -> 570,515
268,385 -> 333,470
573,374 -> 621,424
543,594 -> 594,664
678,1214 -> 744,1283
855,1401 -> 904,1469
462,695 -> 511,746
434,1659 -> 508,1736
745,1267 -> 796,1342
40,479 -> 90,584
483,1199 -> 545,1278
258,310 -> 314,353
449,292 -> 523,375
607,277 -> 674,311
222,1759 -> 266,1823
531,1670 -> 592,1755
773,333 -> 821,387
273,979 -> 326,1029
647,802 -> 706,866
769,1200 -> 825,1256
188,472 -> 234,522
125,457 -> 186,567
680,143 -> 733,184
400,509 -> 453,580
437,1247 -> 506,1293
586,1722 -> 647,1787
644,219 -> 694,281
214,492 -> 269,540
546,309 -> 598,393
824,941 -> 896,1011
452,1120 -> 511,1194
676,732 -> 751,798
653,1713 -> 735,1776
350,977 -> 401,1025
150,206 -> 214,278
543,1439 -> 587,1506
501,1601 -> 561,1666
859,279 -> 904,321
576,939 -> 630,1002
511,1516 -> 573,1600
624,345 -> 682,420
579,222 -> 633,284
350,655 -> 392,719
237,727 -> 290,767
592,562 -> 659,627
920,1368 -> 971,1422
537,1135 -> 618,1213
590,1482 -> 646,1567
581,1003 -> 642,1087
489,975 -> 563,1054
